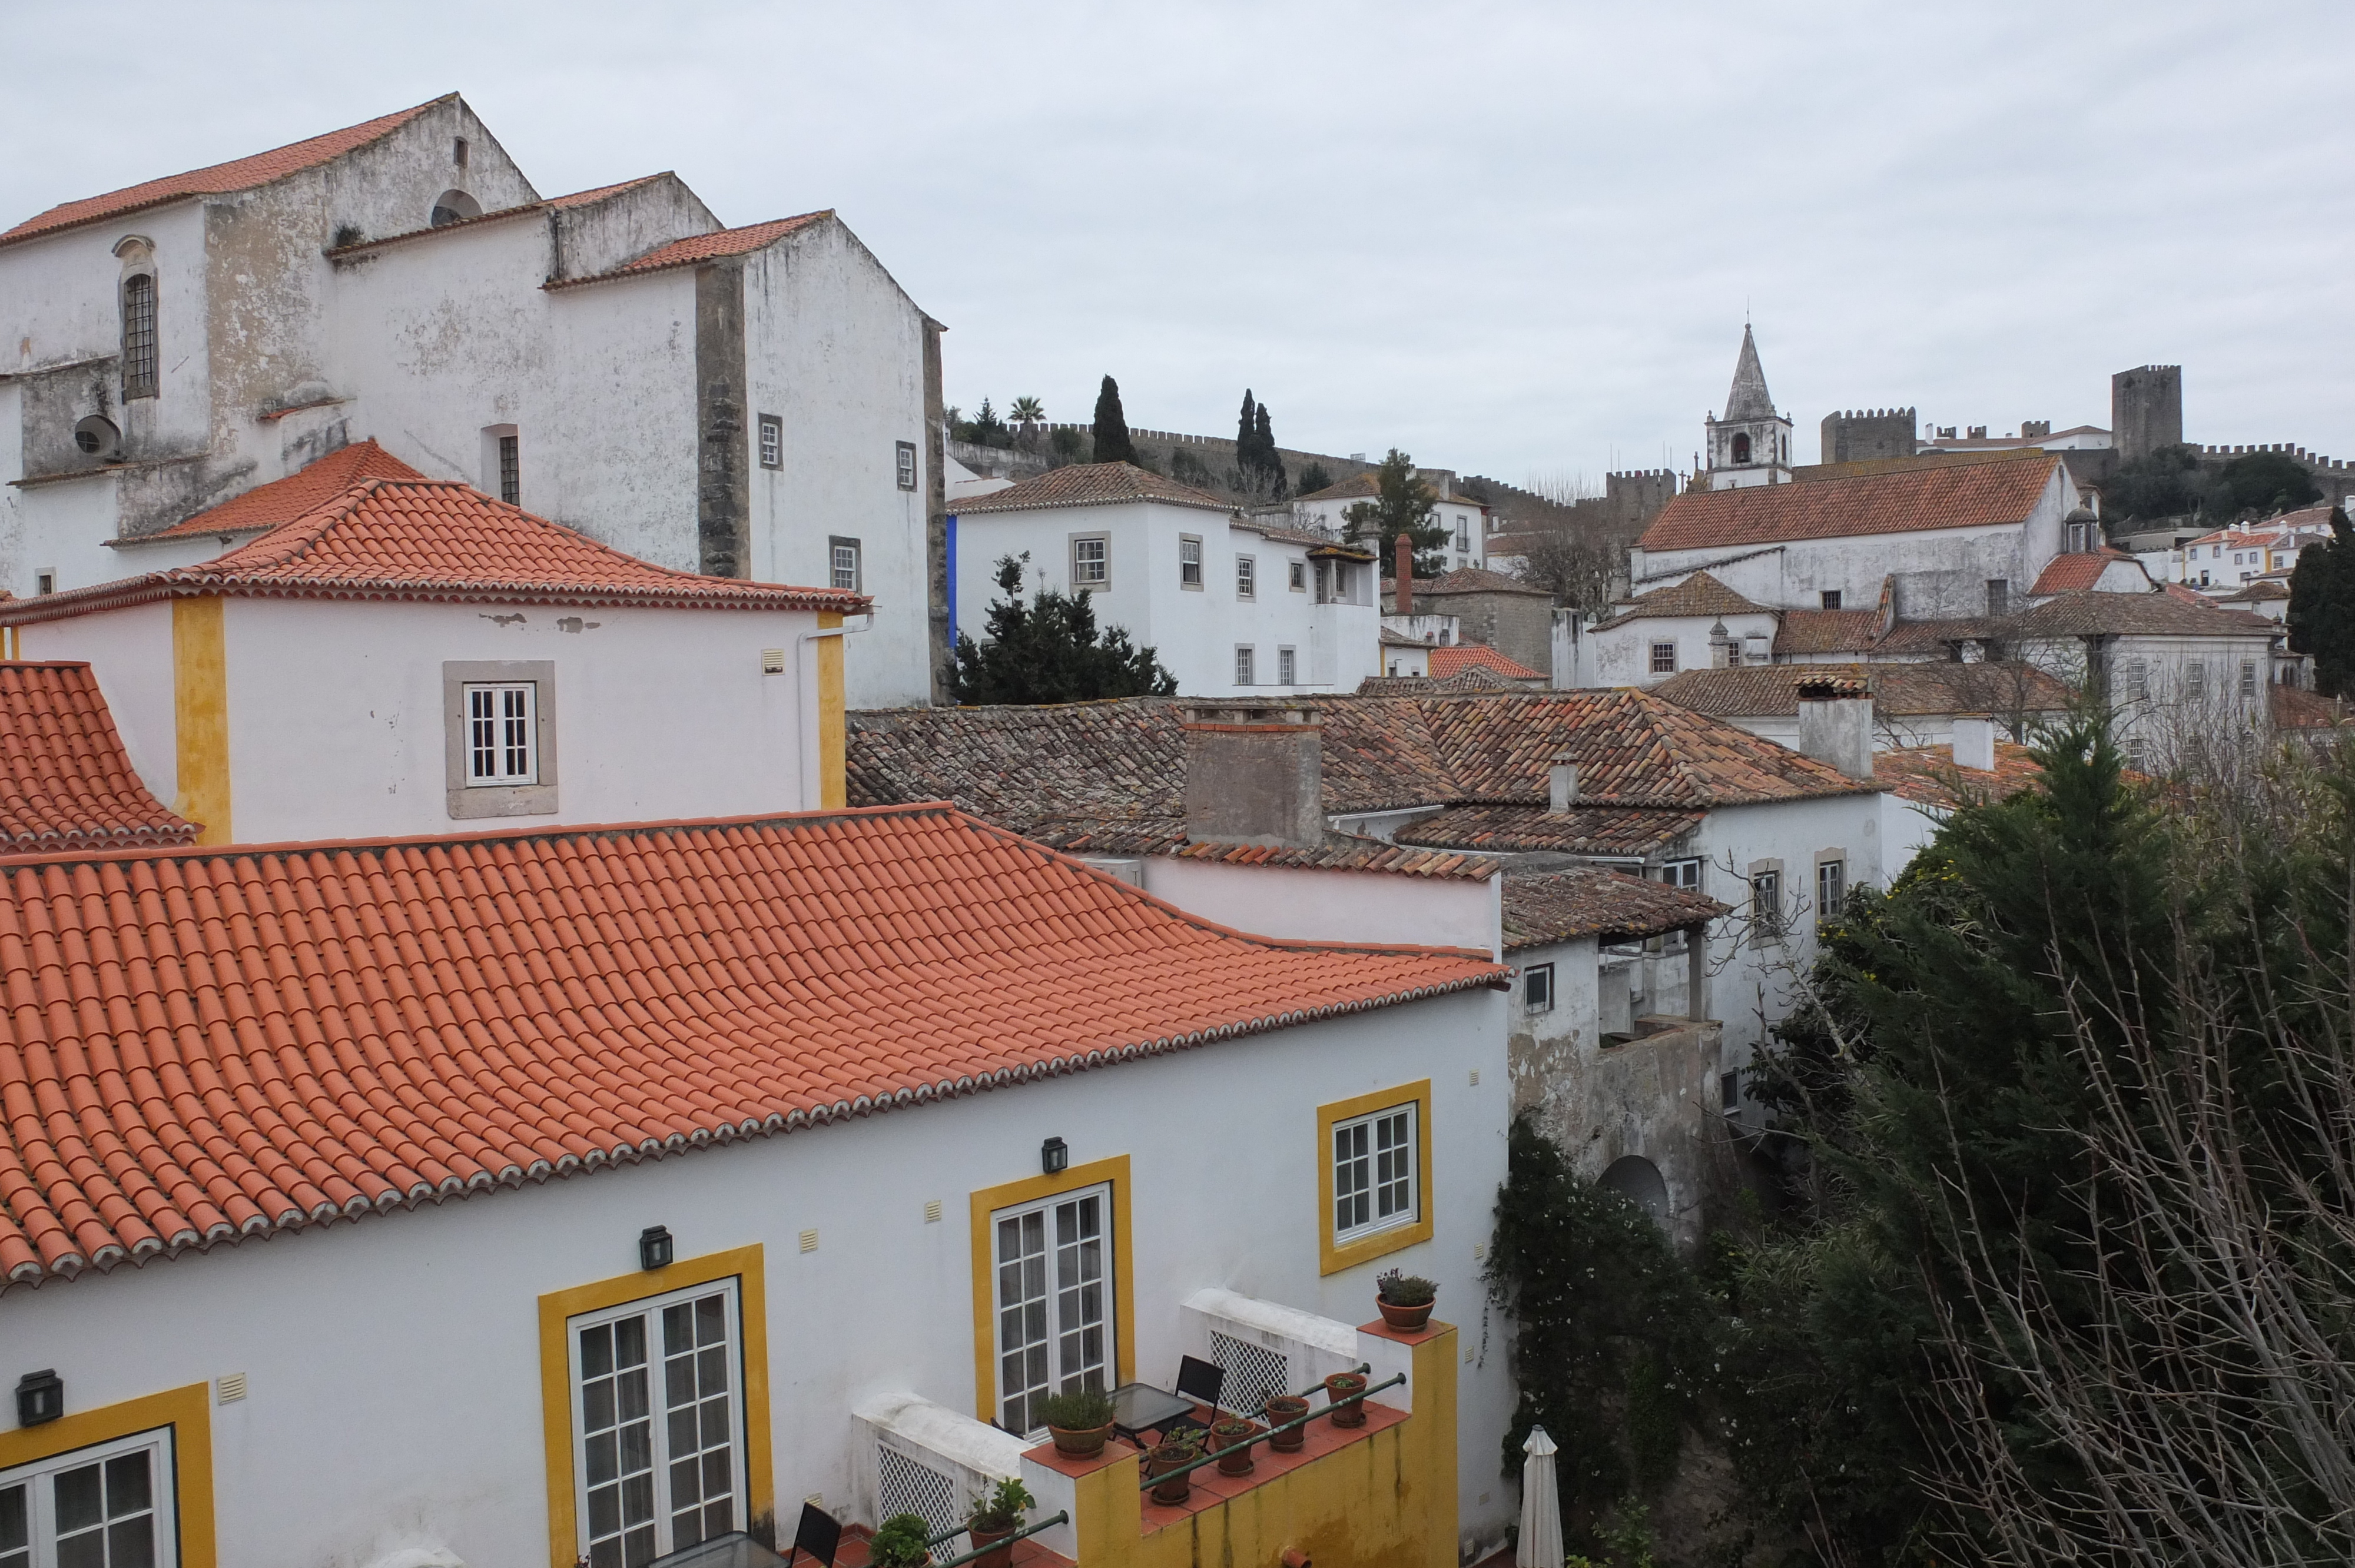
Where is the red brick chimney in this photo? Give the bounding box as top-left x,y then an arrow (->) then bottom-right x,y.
1395,534 -> 1413,615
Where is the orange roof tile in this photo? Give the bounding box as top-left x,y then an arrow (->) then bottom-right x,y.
1772,608 -> 1880,655
1653,662 -> 2072,720
321,176 -> 675,259
1429,643 -> 1544,681
127,441 -> 428,544
0,805 -> 1502,1284
1640,457 -> 2060,553
1875,741 -> 2044,808
1415,567 -> 1552,598
0,663 -> 196,852
2029,550 -> 2140,595
1501,866 -> 1727,950
1,477 -> 864,626
546,212 -> 833,288
948,461 -> 1234,516
2,98 -> 447,248
1594,570 -> 1769,629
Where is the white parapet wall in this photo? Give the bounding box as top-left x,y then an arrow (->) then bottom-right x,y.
1180,1287 -> 1364,1416
851,1391 -> 1029,1539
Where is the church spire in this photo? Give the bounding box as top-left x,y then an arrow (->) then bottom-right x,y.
1723,324 -> 1776,423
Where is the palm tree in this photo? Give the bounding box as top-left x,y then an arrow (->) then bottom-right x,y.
1009,396 -> 1046,450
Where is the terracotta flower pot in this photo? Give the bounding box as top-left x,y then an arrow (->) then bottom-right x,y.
967,1524 -> 1016,1568
1376,1298 -> 1434,1331
1049,1421 -> 1114,1459
1264,1396 -> 1311,1451
1147,1440 -> 1199,1504
1324,1373 -> 1368,1428
1210,1421 -> 1258,1476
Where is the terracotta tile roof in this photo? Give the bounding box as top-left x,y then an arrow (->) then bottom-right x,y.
1354,669 -> 1528,696
0,806 -> 1503,1283
1869,617 -> 1999,655
1501,866 -> 1728,950
321,176 -> 672,259
2271,685 -> 2351,730
125,441 -> 428,544
1046,822 -> 1495,881
1,98 -> 449,247
2009,590 -> 2278,640
2226,581 -> 2291,602
947,462 -> 1234,517
1429,643 -> 1544,681
2029,550 -> 2139,595
1639,456 -> 2060,553
1,478 -> 865,627
545,212 -> 833,289
1651,662 -> 2072,720
1297,473 -> 1382,502
1773,609 -> 1882,655
0,664 -> 196,853
1875,741 -> 2044,808
1396,805 -> 1706,858
1415,567 -> 1552,598
1595,570 -> 1768,630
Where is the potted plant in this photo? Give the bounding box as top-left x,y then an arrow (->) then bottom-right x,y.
1263,1394 -> 1311,1451
1146,1433 -> 1202,1504
870,1514 -> 934,1568
966,1477 -> 1034,1568
1324,1370 -> 1368,1428
1375,1268 -> 1438,1331
1209,1416 -> 1259,1476
1041,1386 -> 1118,1460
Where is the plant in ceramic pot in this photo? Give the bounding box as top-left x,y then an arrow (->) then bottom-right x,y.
1263,1394 -> 1312,1451
1146,1433 -> 1203,1504
1324,1370 -> 1368,1428
1374,1268 -> 1438,1331
1209,1416 -> 1259,1476
966,1477 -> 1035,1568
870,1513 -> 934,1568
1041,1386 -> 1118,1459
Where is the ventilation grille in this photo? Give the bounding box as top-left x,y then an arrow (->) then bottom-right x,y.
1210,1330 -> 1289,1417
876,1444 -> 960,1536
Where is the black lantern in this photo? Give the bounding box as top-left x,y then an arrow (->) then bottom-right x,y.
639,1225 -> 675,1272
1040,1137 -> 1069,1176
16,1369 -> 62,1427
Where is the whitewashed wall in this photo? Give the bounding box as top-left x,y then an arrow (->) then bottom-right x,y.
1138,859 -> 1502,957
1584,609 -> 1779,688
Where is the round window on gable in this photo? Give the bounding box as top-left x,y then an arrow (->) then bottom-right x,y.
74,416 -> 122,460
429,188 -> 483,227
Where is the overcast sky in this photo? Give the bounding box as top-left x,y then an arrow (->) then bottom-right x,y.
5,2 -> 2348,486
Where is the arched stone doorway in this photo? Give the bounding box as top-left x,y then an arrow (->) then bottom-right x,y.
1600,1155 -> 1670,1227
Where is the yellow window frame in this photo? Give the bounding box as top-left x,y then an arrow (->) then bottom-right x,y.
538,1244 -> 772,1568
968,1155 -> 1136,1425
1317,1080 -> 1435,1275
0,1382 -> 214,1568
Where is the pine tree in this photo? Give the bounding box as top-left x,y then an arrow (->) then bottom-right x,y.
1090,376 -> 1136,466
2288,505 -> 2355,695
949,554 -> 1177,705
1342,449 -> 1448,578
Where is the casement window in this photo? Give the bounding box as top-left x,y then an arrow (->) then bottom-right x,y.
1332,1103 -> 1418,1244
1179,536 -> 1202,589
1986,579 -> 2011,618
466,683 -> 538,785
991,1183 -> 1113,1438
1721,1070 -> 1742,1112
0,1425 -> 176,1568
829,536 -> 862,593
1070,534 -> 1108,590
1278,646 -> 1296,686
1650,642 -> 1676,675
1235,646 -> 1255,686
1751,867 -> 1783,941
2187,661 -> 2206,697
896,440 -> 918,491
1523,962 -> 1555,1013
1650,858 -> 1702,952
1236,554 -> 1256,598
2241,660 -> 2258,697
758,415 -> 782,470
498,433 -> 521,506
120,274 -> 158,400
569,1279 -> 747,1567
1289,560 -> 1307,592
1820,590 -> 1842,610
1817,859 -> 1845,925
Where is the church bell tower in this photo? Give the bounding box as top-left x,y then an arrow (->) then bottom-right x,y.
1704,325 -> 1794,489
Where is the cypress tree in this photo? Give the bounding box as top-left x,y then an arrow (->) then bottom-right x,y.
1253,404 -> 1286,500
1236,390 -> 1258,460
2288,505 -> 2355,696
1090,376 -> 1136,466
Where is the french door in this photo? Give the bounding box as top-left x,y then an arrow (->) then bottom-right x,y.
993,1183 -> 1115,1437
570,1280 -> 746,1568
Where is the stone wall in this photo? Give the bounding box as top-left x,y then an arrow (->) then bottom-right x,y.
1819,406 -> 1917,465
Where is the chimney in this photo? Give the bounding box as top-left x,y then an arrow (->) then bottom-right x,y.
1395,534 -> 1414,615
1951,713 -> 1997,773
1548,752 -> 1580,813
1183,703 -> 1325,849
1795,676 -> 1875,780
1709,619 -> 1732,669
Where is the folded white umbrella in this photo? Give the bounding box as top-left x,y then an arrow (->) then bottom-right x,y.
1517,1425 -> 1563,1568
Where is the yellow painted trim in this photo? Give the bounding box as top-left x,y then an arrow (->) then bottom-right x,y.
171,597 -> 231,844
968,1154 -> 1136,1424
817,610 -> 846,809
539,1245 -> 772,1568
1316,1079 -> 1437,1276
0,1382 -> 214,1568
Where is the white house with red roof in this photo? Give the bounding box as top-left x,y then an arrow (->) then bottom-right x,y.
1292,468 -> 1490,573
0,93 -> 943,709
2168,504 -> 2337,592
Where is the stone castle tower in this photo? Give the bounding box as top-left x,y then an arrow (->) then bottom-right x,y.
2112,365 -> 2182,461
1704,325 -> 1793,488
1819,407 -> 1919,465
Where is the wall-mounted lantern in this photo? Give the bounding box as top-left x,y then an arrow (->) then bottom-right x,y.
1040,1137 -> 1069,1177
639,1225 -> 675,1272
16,1369 -> 63,1427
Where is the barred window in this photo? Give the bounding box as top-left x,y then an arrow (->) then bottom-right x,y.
498,434 -> 520,506
121,274 -> 158,400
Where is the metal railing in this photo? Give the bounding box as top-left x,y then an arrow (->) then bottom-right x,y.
918,1510 -> 1072,1568
1136,1370 -> 1405,1492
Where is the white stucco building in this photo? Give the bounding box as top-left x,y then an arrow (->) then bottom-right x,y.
1292,467 -> 1489,574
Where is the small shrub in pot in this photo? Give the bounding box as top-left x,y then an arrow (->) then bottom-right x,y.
1147,1434 -> 1202,1504
1263,1394 -> 1311,1451
966,1477 -> 1034,1568
1209,1416 -> 1258,1476
1041,1386 -> 1117,1459
870,1514 -> 934,1568
1324,1371 -> 1369,1428
1375,1268 -> 1438,1331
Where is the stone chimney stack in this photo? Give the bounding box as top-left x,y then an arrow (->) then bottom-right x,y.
1548,752 -> 1580,814
1796,676 -> 1875,780
1395,534 -> 1414,615
1951,713 -> 1997,773
1183,702 -> 1325,849
1709,619 -> 1732,669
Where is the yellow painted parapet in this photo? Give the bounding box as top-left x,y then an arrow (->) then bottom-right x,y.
817,610 -> 846,809
172,597 -> 231,843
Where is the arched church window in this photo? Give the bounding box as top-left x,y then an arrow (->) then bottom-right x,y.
1732,432 -> 1752,464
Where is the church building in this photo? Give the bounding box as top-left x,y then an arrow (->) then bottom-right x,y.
1702,325 -> 1794,489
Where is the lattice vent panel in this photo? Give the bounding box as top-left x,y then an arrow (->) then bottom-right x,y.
1210,1329 -> 1290,1417
876,1444 -> 961,1537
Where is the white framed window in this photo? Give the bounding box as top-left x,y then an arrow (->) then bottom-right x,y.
2241,660 -> 2258,697
1650,642 -> 1676,675
570,1278 -> 747,1568
829,536 -> 862,593
1235,646 -> 1255,686
758,415 -> 782,470
2187,661 -> 2205,697
992,1182 -> 1113,1438
1071,534 -> 1108,589
1332,1104 -> 1418,1242
1236,554 -> 1256,598
465,683 -> 538,786
1523,962 -> 1555,1013
1651,858 -> 1702,952
895,440 -> 918,491
1751,867 -> 1783,941
0,1424 -> 177,1568
1289,560 -> 1307,592
1278,646 -> 1296,686
1817,859 -> 1845,925
1179,536 -> 1202,589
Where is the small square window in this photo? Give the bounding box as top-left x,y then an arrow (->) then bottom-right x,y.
1236,554 -> 1255,599
895,440 -> 917,491
758,415 -> 782,470
1072,534 -> 1108,588
829,536 -> 862,593
1332,1104 -> 1418,1241
1650,642 -> 1677,675
34,570 -> 55,596
1289,560 -> 1307,592
1820,590 -> 1842,610
1180,536 -> 1202,589
1524,962 -> 1554,1012
1235,646 -> 1255,686
1278,646 -> 1296,685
